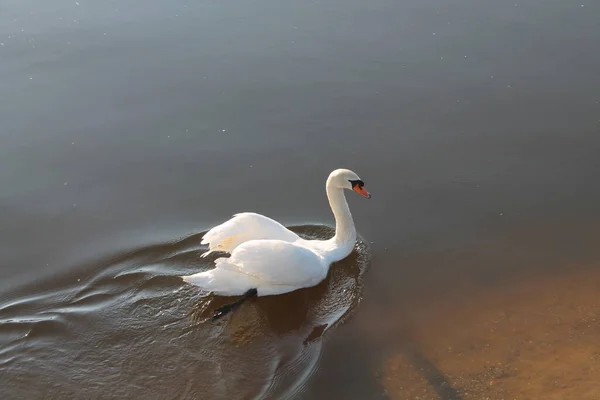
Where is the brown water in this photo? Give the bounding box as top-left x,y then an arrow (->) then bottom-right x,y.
1,0 -> 600,399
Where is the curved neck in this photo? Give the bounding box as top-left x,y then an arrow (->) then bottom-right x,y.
326,181 -> 356,250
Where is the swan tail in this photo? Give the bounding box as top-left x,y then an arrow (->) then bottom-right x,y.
181,265 -> 260,297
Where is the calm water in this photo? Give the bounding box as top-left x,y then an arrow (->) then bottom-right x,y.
1,0 -> 599,398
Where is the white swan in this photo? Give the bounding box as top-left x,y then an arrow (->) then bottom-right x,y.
181,168 -> 370,315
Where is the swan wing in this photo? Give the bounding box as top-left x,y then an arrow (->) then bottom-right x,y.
201,212 -> 299,257
216,240 -> 327,287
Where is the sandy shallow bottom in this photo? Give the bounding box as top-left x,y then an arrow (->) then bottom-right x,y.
381,267 -> 600,400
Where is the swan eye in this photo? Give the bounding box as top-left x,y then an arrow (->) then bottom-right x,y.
349,179 -> 364,188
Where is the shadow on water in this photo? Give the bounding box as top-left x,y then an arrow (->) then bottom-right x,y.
0,224 -> 371,399
397,336 -> 463,400
356,266 -> 464,400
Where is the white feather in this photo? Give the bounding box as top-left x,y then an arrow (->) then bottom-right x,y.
184,240 -> 325,296
199,212 -> 299,257
181,168 -> 370,297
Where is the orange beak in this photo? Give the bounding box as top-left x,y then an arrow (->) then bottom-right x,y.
353,186 -> 371,199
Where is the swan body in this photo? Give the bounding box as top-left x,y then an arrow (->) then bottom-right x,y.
182,168 -> 370,297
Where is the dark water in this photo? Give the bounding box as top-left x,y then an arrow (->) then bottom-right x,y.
1,0 -> 599,398
0,225 -> 370,399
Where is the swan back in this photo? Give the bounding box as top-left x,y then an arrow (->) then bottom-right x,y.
201,212 -> 299,256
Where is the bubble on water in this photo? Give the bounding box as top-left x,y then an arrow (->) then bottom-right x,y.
75,1 -> 79,5
440,56 -> 444,60
64,182 -> 68,186
432,32 -> 436,35
222,129 -> 227,132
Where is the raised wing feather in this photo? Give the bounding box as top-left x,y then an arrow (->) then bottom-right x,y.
201,212 -> 299,257
216,240 -> 327,287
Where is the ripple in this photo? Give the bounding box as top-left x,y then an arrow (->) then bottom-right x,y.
0,224 -> 371,399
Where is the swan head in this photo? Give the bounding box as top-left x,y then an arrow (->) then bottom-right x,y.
327,168 -> 371,199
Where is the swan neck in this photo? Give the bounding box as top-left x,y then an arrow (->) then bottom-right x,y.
326,183 -> 356,248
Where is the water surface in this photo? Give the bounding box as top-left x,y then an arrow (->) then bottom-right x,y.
1,0 -> 600,398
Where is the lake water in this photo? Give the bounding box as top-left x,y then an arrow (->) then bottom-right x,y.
1,0 -> 599,398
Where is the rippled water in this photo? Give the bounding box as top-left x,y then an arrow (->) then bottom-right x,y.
0,226 -> 370,399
